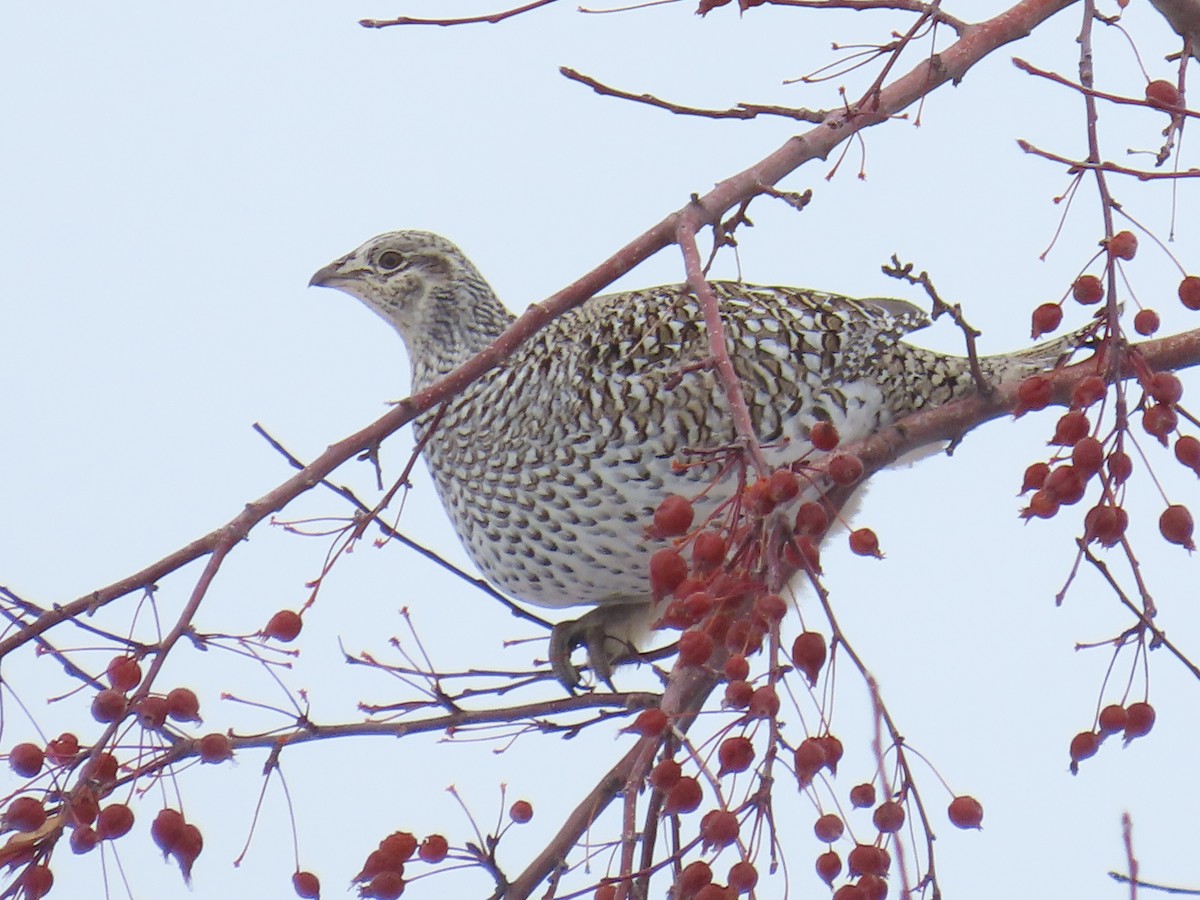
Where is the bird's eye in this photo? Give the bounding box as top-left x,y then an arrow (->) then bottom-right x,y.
377,250 -> 405,270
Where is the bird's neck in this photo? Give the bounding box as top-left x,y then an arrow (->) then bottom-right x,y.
408,281 -> 517,392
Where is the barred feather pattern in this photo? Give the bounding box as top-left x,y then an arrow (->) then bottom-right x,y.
311,231 -> 1070,610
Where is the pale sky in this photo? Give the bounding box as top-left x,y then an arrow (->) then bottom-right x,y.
3,2 -> 1199,898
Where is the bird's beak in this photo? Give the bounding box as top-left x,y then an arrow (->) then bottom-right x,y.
308,254 -> 354,288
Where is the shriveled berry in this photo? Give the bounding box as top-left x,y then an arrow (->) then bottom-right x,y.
723,680 -> 753,709
1145,79 -> 1183,109
650,549 -> 689,596
96,803 -> 135,839
1098,704 -> 1128,736
1015,374 -> 1053,414
1031,302 -> 1063,337
1159,504 -> 1195,549
815,850 -> 842,885
678,629 -> 714,667
664,776 -> 703,814
626,708 -> 669,738
653,494 -> 695,537
828,453 -> 864,486
791,631 -> 827,685
91,689 -> 127,724
795,501 -> 829,536
1108,231 -> 1138,260
810,421 -> 840,451
1124,701 -> 1156,740
9,743 -> 44,778
1069,731 -> 1100,772
650,758 -> 682,790
814,812 -> 844,842
419,834 -> 448,864
1181,275 -> 1200,310
679,860 -> 713,894
718,736 -> 756,776
768,468 -> 800,503
167,687 -> 201,723
4,797 -> 47,832
1052,410 -> 1090,446
265,610 -> 303,642
1176,436 -> 1200,474
197,732 -> 234,764
1072,274 -> 1104,305
293,871 -> 321,898
728,859 -> 758,893
947,795 -> 984,829
106,656 -> 142,692
700,809 -> 740,849
45,733 -> 79,765
1134,308 -> 1160,335
849,528 -> 882,558
692,531 -> 727,569
509,800 -> 533,823
873,799 -> 906,833
849,782 -> 877,808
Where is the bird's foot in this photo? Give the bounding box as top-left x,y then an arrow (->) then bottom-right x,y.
549,603 -> 649,693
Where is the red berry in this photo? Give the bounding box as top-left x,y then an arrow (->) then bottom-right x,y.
728,859 -> 758,893
699,809 -> 740,849
1072,274 -> 1104,305
419,834 -> 448,863
135,695 -> 170,729
197,732 -> 234,764
293,871 -> 321,899
1149,372 -> 1183,405
1108,231 -> 1138,260
650,757 -> 682,790
1052,410 -> 1090,446
1134,308 -> 1160,335
172,823 -> 204,879
947,795 -> 984,829
1045,464 -> 1086,505
1023,489 -> 1060,520
848,527 -> 882,558
167,687 -> 201,722
1098,704 -> 1128,736
1181,275 -> 1200,310
1160,504 -> 1195,549
91,688 -> 127,723
793,738 -> 827,785
1071,375 -> 1107,409
859,874 -> 888,900
1146,79 -> 1183,109
1108,450 -> 1133,484
594,886 -> 617,900
828,453 -> 864,486
378,831 -> 417,863
768,468 -> 800,503
814,812 -> 844,842
83,752 -> 118,784
1020,462 -> 1050,493
717,736 -> 756,776
815,850 -> 842,885
692,531 -> 727,569
810,421 -> 840,451
873,799 -> 906,833
1031,302 -> 1063,337
815,735 -> 844,774
785,535 -> 821,573
1084,505 -> 1128,548
847,844 -> 890,877
96,803 -> 135,839
754,592 -> 787,623
4,797 -> 47,832
364,871 -> 404,900
152,808 -> 186,856
1072,437 -> 1104,476
849,782 -> 877,808
653,494 -> 695,537
678,629 -> 714,667
1176,435 -> 1200,474
650,549 -> 689,596
723,680 -> 753,709
679,860 -> 713,894
106,656 -> 142,692
9,743 -> 44,778
724,654 -> 749,682
1015,374 -> 1053,413
664,776 -> 703,814
265,609 -> 303,642
509,800 -> 533,823
45,733 -> 79,766
70,826 -> 99,855
627,708 -> 669,738
22,864 -> 53,900
795,501 -> 829,535
1069,731 -> 1100,771
748,685 -> 779,718
791,632 -> 827,685
1123,701 -> 1156,740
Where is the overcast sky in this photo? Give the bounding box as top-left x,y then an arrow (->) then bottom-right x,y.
3,2 -> 1200,898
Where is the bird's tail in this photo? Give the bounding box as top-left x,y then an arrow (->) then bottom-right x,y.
977,319 -> 1098,383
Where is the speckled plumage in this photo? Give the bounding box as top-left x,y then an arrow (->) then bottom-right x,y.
311,231 -> 1066,615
